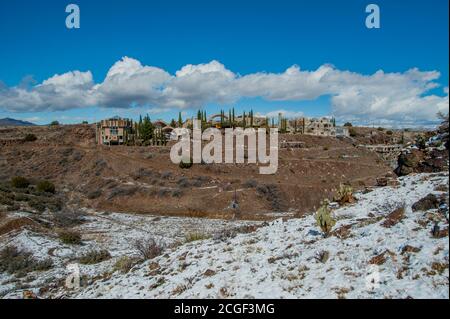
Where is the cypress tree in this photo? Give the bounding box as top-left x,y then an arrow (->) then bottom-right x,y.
178,112 -> 183,127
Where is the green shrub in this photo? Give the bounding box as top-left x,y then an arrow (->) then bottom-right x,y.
78,250 -> 111,265
11,176 -> 30,189
58,230 -> 82,245
49,121 -> 60,126
386,130 -> 393,135
0,246 -> 53,277
315,201 -> 336,237
349,128 -> 357,137
36,180 -> 55,194
23,134 -> 37,142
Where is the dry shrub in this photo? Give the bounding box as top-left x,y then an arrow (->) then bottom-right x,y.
36,180 -> 56,194
334,184 -> 355,205
58,229 -> 82,245
78,249 -> 111,265
185,232 -> 210,243
0,246 -> 53,277
11,176 -> 30,189
113,256 -> 139,274
52,208 -> 85,227
243,179 -> 258,188
133,238 -> 164,260
256,184 -> 286,211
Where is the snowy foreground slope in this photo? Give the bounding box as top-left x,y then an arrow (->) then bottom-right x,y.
0,172 -> 448,299
71,172 -> 449,299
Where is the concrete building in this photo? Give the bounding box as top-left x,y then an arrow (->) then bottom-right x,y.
96,117 -> 134,145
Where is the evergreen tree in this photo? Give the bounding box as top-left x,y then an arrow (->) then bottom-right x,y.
138,115 -> 143,137
250,110 -> 254,128
232,108 -> 235,127
140,114 -> 154,142
170,119 -> 177,127
178,112 -> 183,127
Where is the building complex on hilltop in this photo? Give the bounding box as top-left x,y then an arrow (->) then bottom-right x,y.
95,112 -> 349,145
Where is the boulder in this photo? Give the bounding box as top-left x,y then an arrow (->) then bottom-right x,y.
412,194 -> 439,212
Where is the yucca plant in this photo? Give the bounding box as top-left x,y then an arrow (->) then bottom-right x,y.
315,200 -> 336,237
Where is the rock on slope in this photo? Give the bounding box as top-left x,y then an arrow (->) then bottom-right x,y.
68,172 -> 449,299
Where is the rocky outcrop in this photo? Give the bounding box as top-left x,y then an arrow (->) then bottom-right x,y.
395,148 -> 448,176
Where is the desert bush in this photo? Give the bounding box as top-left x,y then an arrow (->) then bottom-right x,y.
23,134 -> 37,142
133,238 -> 164,260
11,176 -> 30,189
315,201 -> 336,237
185,232 -> 211,243
349,128 -> 357,137
28,198 -> 46,212
87,189 -> 102,199
415,135 -> 427,149
52,208 -> 85,227
177,177 -> 190,188
157,188 -> 170,197
78,249 -> 111,265
256,184 -> 285,211
107,186 -> 138,199
0,192 -> 14,206
72,151 -> 83,161
171,189 -> 183,198
58,229 -> 82,245
386,130 -> 393,135
36,180 -> 55,194
243,179 -> 258,188
334,184 -> 355,205
161,171 -> 172,179
113,256 -> 138,274
0,246 -> 53,276
190,176 -> 210,187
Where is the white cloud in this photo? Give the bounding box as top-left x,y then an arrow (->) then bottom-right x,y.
0,57 -> 448,126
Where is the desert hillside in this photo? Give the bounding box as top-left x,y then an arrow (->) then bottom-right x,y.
0,124 -> 393,219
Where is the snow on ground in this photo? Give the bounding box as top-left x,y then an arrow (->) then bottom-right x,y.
0,172 -> 448,299
0,210 -> 257,298
73,172 -> 449,299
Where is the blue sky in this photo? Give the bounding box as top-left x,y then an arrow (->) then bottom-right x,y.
0,0 -> 448,126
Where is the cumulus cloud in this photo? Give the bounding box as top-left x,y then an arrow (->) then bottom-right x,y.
0,57 -> 448,126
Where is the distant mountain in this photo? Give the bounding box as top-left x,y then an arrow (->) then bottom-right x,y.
0,118 -> 36,127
